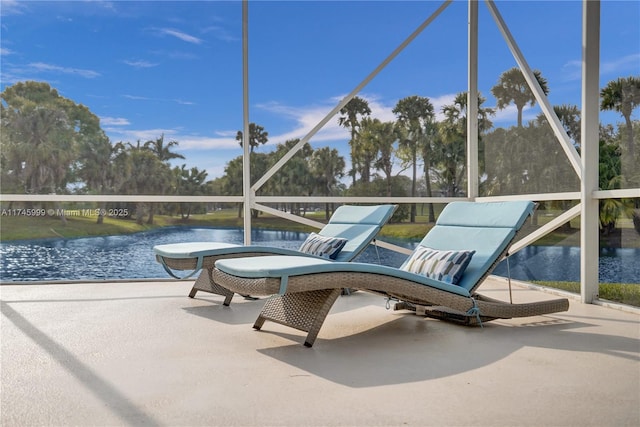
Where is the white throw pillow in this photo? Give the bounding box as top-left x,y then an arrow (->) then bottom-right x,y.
401,246 -> 475,285
298,233 -> 348,260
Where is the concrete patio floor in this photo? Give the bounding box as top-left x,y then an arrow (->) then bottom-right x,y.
2,278 -> 639,427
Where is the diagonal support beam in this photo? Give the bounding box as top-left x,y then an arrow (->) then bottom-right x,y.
509,204 -> 582,255
485,0 -> 583,178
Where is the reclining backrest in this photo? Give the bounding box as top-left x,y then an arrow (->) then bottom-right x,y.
318,204 -> 396,262
409,201 -> 535,292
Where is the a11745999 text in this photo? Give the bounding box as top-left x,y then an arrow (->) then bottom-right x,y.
1,208 -> 129,217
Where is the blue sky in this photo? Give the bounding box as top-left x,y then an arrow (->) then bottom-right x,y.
1,0 -> 639,181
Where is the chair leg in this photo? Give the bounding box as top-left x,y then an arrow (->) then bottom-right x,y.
253,289 -> 342,347
188,268 -> 235,306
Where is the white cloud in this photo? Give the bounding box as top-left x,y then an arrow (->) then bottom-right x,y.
489,104 -> 539,125
202,25 -> 237,42
159,28 -> 203,44
122,94 -> 152,101
100,117 -> 130,126
601,53 -> 640,76
179,135 -> 238,150
0,47 -> 13,55
561,59 -> 582,82
174,99 -> 195,106
121,94 -> 194,105
490,104 -> 519,123
104,127 -> 238,151
123,59 -> 158,68
255,100 -> 349,147
0,0 -> 26,16
428,93 -> 457,121
215,130 -> 238,138
562,53 -> 640,82
28,62 -> 100,78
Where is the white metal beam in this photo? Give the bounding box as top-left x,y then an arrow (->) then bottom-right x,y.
0,194 -> 245,203
254,196 -> 466,204
580,0 -> 600,303
467,0 -> 479,199
509,204 -> 582,255
476,192 -> 581,202
594,188 -> 640,199
242,0 -> 252,244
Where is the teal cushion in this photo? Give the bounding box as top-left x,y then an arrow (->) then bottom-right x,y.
299,233 -> 348,260
401,247 -> 475,285
215,255 -> 472,298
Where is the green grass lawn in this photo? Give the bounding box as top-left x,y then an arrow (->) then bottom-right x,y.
533,281 -> 640,307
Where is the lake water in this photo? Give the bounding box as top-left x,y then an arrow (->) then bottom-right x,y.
1,227 -> 638,283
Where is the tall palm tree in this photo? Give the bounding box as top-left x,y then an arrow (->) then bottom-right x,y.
491,67 -> 549,128
236,123 -> 269,152
371,120 -> 398,197
393,95 -> 435,222
144,134 -> 185,162
436,92 -> 497,204
139,135 -> 184,223
356,117 -> 384,184
338,96 -> 371,186
600,76 -> 640,161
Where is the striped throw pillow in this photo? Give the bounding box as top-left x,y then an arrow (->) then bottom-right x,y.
401,247 -> 475,285
298,233 -> 348,260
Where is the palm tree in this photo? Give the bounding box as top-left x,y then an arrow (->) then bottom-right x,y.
338,96 -> 371,186
270,139 -> 313,213
439,92 -> 495,199
491,67 -> 549,127
393,95 -> 435,222
309,147 -> 345,219
118,142 -> 172,224
144,134 -> 185,163
356,117 -> 385,184
174,165 -> 208,220
597,137 -> 635,235
77,132 -> 116,223
536,104 -> 582,145
236,123 -> 269,152
371,120 -> 398,197
139,135 -> 184,223
600,76 -> 640,162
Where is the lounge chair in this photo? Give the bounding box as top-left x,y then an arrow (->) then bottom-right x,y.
212,201 -> 570,347
153,204 -> 397,305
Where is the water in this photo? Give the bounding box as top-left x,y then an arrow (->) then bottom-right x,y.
0,227 -> 638,283
0,227 -> 407,282
493,245 -> 640,284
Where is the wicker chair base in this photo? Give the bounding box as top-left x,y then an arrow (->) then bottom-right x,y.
254,289 -> 342,347
157,252 -> 278,305
213,268 -> 570,346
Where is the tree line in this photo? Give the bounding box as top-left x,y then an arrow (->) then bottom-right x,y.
1,70 -> 639,232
